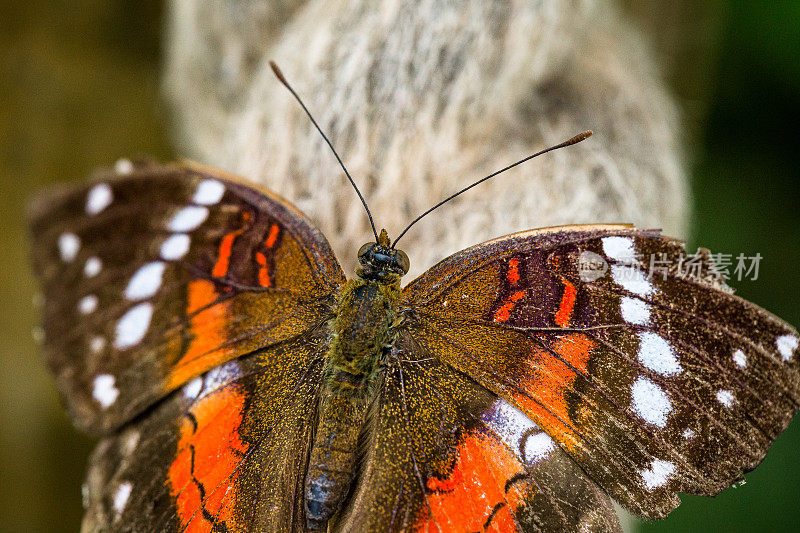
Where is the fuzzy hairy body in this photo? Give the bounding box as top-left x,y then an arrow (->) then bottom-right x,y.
304,275 -> 402,529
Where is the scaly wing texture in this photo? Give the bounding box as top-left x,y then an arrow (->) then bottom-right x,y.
334,333 -> 622,532
29,160 -> 344,433
81,331 -> 326,532
400,225 -> 800,520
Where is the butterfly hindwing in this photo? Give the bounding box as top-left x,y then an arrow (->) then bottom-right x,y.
29,160 -> 344,433
400,225 -> 800,519
81,328 -> 327,532
334,332 -> 621,532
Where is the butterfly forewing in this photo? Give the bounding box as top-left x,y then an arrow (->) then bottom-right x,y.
29,161 -> 344,433
401,225 -> 800,519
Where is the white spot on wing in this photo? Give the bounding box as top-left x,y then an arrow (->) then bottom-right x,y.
481,399 -> 553,466
203,360 -> 242,392
114,158 -> 134,175
733,349 -> 747,368
482,399 -> 532,450
523,432 -> 556,464
124,261 -> 166,301
92,374 -> 119,408
83,256 -> 102,277
78,294 -> 98,315
611,265 -> 655,296
640,459 -> 675,491
86,183 -> 113,215
602,236 -> 637,263
114,302 -> 153,349
121,430 -> 140,456
192,179 -> 225,205
631,377 -> 671,427
638,332 -> 682,376
58,233 -> 80,262
167,206 -> 209,232
717,389 -> 735,408
160,234 -> 190,260
776,334 -> 798,361
184,377 -> 203,399
113,482 -> 132,517
682,428 -> 696,439
90,336 -> 106,353
620,296 -> 651,325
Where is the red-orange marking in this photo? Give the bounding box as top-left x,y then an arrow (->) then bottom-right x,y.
186,279 -> 218,314
167,280 -> 232,389
255,252 -> 271,287
212,229 -> 244,278
426,467 -> 463,492
493,290 -> 525,323
506,258 -> 520,285
554,279 -> 578,327
514,333 -> 594,451
167,387 -> 248,531
265,224 -> 279,248
415,433 -> 528,532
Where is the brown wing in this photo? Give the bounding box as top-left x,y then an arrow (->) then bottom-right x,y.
399,224 -> 800,520
29,160 -> 344,433
333,333 -> 621,532
81,326 -> 326,532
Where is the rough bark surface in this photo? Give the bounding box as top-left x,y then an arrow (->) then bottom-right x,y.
164,0 -> 687,280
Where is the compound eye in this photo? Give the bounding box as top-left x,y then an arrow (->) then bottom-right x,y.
395,249 -> 410,274
357,242 -> 373,260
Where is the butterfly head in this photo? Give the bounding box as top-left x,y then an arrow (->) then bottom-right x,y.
357,229 -> 410,281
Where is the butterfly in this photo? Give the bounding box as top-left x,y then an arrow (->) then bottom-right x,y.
29,65 -> 800,532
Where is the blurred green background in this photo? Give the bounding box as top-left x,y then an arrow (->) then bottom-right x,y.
0,1 -> 797,531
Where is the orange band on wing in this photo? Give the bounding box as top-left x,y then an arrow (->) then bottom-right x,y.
167,280 -> 233,389
416,433 -> 528,532
514,333 -> 593,452
167,387 -> 248,531
554,280 -> 578,327
493,290 -> 526,323
255,252 -> 271,287
212,229 -> 245,278
265,223 -> 279,248
506,258 -> 520,285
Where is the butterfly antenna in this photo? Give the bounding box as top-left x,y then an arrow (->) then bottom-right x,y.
270,61 -> 379,242
391,130 -> 594,248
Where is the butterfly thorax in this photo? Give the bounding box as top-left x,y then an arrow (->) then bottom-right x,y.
325,275 -> 401,389
305,230 -> 407,530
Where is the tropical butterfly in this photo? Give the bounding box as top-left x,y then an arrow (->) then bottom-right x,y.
29,64 -> 800,532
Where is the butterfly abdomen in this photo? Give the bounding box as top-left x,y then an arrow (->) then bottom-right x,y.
305,277 -> 401,529
305,391 -> 367,530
